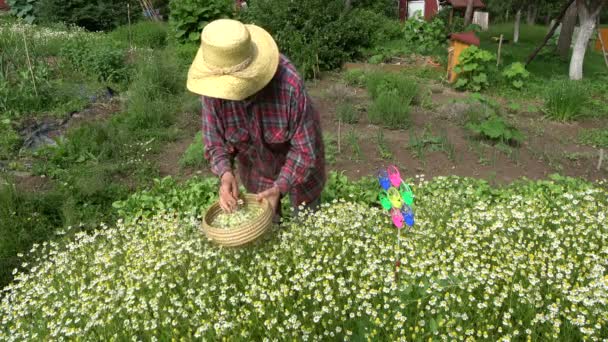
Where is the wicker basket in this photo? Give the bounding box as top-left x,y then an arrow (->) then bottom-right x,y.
202,194 -> 273,247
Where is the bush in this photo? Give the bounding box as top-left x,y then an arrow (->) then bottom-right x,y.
0,122 -> 21,159
336,101 -> 359,124
7,0 -> 36,23
34,0 -> 141,32
453,46 -> 496,92
365,72 -> 419,101
60,36 -> 129,84
169,0 -> 234,43
402,14 -> 447,54
543,80 -> 588,121
2,176 -> 608,340
243,0 -> 378,78
466,115 -> 524,145
109,21 -> 168,49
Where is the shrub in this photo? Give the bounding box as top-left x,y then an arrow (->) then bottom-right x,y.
169,0 -> 234,43
34,0 -> 141,32
342,69 -> 367,87
243,0 -> 378,78
0,121 -> 21,159
7,0 -> 36,23
402,14 -> 447,54
179,132 -> 207,169
60,36 -> 129,84
502,62 -> 530,90
365,71 -> 418,101
109,21 -> 168,49
453,46 -> 496,92
543,80 -> 588,121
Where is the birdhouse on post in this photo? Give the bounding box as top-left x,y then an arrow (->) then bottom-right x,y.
446,32 -> 480,83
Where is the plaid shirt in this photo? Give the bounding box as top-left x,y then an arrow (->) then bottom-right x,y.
201,55 -> 326,206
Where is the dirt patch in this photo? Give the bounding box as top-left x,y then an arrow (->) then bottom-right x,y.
309,69 -> 608,183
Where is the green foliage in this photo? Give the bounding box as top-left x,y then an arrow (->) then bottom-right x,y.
365,72 -> 417,129
376,129 -> 392,160
320,171 -> 377,205
346,128 -> 361,160
453,46 -> 496,92
543,80 -> 588,122
169,0 -> 233,43
0,121 -> 21,159
179,132 -> 207,169
0,182 -> 64,288
466,115 -> 524,145
368,93 -> 411,129
109,21 -> 168,49
336,101 -> 359,124
401,14 -> 447,54
112,176 -> 219,220
60,36 -> 129,84
342,69 -> 366,87
7,0 -> 37,23
323,134 -> 338,165
243,1 -> 379,78
502,62 -> 530,90
578,129 -> 608,149
35,0 -> 141,31
408,125 -> 455,161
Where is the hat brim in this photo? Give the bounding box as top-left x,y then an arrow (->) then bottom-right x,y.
186,24 -> 279,101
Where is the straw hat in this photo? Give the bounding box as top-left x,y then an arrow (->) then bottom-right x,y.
187,19 -> 279,101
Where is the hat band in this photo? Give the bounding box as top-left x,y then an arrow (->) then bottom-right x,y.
202,55 -> 253,76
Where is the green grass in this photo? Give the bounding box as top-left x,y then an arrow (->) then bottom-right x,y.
323,133 -> 338,165
376,129 -> 393,160
108,21 -> 168,49
346,129 -> 362,160
543,80 -> 588,121
336,101 -> 359,124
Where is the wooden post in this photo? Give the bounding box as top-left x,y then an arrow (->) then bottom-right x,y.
497,34 -> 504,66
449,8 -> 454,26
21,31 -> 38,97
598,149 -> 605,171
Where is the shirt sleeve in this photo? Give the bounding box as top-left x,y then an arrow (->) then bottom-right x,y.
201,97 -> 232,177
273,86 -> 320,196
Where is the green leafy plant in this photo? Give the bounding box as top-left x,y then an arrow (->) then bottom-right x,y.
342,69 -> 367,87
109,21 -> 168,49
60,36 -> 129,84
401,14 -> 447,54
35,0 -> 141,31
502,62 -> 530,90
323,134 -> 338,165
179,132 -> 207,169
169,0 -> 234,43
7,0 -> 36,23
578,129 -> 608,148
466,115 -> 524,145
543,80 -> 588,121
453,46 -> 496,92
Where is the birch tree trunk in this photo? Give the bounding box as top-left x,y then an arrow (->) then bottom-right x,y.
514,9 -> 522,43
464,0 -> 474,26
526,4 -> 537,24
569,0 -> 605,80
557,2 -> 578,59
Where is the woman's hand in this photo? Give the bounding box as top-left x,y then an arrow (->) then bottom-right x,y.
219,171 -> 239,213
257,186 -> 280,213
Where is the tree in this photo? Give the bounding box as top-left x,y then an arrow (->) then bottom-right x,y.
514,8 -> 522,43
557,2 -> 578,59
464,0 -> 474,26
569,0 -> 607,80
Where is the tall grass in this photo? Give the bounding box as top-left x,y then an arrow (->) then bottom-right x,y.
543,80 -> 588,121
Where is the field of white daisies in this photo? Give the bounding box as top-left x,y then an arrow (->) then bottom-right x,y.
1,174 -> 607,341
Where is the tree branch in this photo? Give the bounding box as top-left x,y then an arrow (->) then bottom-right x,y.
525,0 -> 577,67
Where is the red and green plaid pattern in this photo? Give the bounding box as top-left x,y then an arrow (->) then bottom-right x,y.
201,55 -> 326,206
